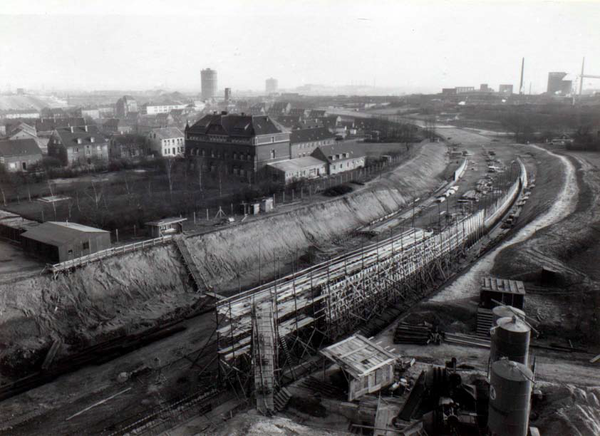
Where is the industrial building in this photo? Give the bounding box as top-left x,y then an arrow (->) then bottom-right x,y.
21,221 -> 111,263
499,84 -> 514,95
201,68 -> 218,100
547,72 -> 573,95
145,217 -> 187,237
265,77 -> 278,94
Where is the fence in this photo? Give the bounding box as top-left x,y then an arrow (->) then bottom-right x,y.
47,235 -> 176,273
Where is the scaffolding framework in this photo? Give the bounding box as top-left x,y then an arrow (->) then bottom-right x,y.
215,159 -> 526,393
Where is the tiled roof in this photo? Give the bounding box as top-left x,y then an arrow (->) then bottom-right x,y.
54,125 -> 108,148
314,141 -> 366,162
0,138 -> 42,157
188,114 -> 283,137
36,117 -> 87,132
290,127 -> 335,144
149,127 -> 184,140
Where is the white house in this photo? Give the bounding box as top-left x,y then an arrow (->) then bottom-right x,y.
147,127 -> 185,157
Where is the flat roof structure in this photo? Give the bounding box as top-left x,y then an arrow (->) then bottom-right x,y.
21,221 -> 108,246
145,217 -> 188,226
267,156 -> 326,173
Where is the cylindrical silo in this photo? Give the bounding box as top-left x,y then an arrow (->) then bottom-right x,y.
490,316 -> 530,365
492,306 -> 525,326
488,359 -> 534,436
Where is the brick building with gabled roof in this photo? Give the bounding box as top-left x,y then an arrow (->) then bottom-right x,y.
49,125 -> 109,167
185,112 -> 290,180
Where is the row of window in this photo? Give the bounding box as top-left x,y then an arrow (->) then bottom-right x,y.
189,148 -> 254,161
331,159 -> 361,170
162,138 -> 183,145
163,146 -> 184,155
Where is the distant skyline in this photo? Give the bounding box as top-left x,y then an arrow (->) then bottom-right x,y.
1,0 -> 600,95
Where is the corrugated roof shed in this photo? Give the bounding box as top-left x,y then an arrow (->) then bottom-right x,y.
21,221 -> 108,246
481,277 -> 526,295
320,334 -> 397,379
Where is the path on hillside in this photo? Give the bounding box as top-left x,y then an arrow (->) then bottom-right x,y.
431,144 -> 578,303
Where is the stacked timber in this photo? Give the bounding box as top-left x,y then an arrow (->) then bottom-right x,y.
393,323 -> 441,345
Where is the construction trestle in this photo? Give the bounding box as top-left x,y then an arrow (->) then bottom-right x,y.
215,159 -> 527,391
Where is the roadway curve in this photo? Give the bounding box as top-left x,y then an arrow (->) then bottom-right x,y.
431,143 -> 578,303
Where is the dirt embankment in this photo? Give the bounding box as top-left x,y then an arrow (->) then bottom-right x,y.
187,141 -> 448,293
0,141 -> 448,377
492,148 -> 600,345
0,246 -> 193,377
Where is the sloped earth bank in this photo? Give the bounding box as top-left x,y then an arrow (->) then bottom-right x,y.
187,141 -> 449,293
0,246 -> 194,377
0,141 -> 448,378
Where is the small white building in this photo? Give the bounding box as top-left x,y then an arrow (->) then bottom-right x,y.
267,156 -> 327,184
147,127 -> 185,157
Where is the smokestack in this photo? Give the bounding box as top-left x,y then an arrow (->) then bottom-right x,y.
579,57 -> 586,96
519,57 -> 525,95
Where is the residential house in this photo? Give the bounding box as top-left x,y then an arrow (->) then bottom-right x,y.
185,113 -> 290,179
103,118 -> 136,135
309,109 -> 328,119
248,103 -> 267,116
288,108 -> 310,118
147,127 -> 185,157
49,125 -> 109,167
290,127 -> 336,158
0,138 -> 43,172
4,122 -> 49,154
311,142 -> 366,175
268,101 -> 292,117
109,134 -> 148,160
115,95 -> 138,118
141,101 -> 187,115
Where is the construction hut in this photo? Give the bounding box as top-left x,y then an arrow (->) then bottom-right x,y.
480,277 -> 526,309
21,221 -> 111,264
145,217 -> 187,238
320,334 -> 398,402
477,278 -> 526,335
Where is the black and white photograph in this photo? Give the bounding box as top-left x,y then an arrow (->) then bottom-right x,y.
0,1 -> 599,434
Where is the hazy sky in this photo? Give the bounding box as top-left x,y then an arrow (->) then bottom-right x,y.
1,0 -> 600,94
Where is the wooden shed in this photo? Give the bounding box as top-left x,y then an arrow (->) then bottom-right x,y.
320,334 -> 398,401
145,217 -> 187,238
480,277 -> 526,310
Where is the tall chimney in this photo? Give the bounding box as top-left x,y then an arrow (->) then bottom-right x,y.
519,57 -> 525,95
579,57 -> 586,96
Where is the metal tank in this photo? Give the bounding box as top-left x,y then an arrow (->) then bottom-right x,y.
488,359 -> 534,436
490,316 -> 530,365
492,306 -> 525,326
